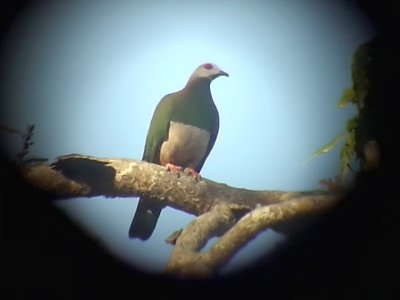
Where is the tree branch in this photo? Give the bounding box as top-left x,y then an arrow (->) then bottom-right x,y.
165,203 -> 236,277
165,194 -> 336,278
20,154 -> 341,277
23,154 -> 334,216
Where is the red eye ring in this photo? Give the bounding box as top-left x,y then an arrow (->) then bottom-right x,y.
204,63 -> 214,70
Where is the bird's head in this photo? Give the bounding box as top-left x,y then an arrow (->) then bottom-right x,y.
189,63 -> 229,82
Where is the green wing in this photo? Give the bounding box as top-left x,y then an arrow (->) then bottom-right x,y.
142,94 -> 176,163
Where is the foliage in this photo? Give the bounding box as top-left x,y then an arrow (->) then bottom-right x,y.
338,87 -> 356,108
306,38 -> 380,183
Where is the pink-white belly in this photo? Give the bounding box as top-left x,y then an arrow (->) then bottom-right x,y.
160,121 -> 210,169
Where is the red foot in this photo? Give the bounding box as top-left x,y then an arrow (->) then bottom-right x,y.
165,163 -> 183,173
184,167 -> 201,179
164,163 -> 201,180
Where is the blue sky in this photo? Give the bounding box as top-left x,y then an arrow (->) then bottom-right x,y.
0,0 -> 374,274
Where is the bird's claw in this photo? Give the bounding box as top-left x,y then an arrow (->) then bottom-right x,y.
165,163 -> 201,180
165,163 -> 183,177
184,167 -> 201,180
165,163 -> 183,173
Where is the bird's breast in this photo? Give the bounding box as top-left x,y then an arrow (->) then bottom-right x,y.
160,121 -> 210,170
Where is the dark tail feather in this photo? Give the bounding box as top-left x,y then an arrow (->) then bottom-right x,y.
129,197 -> 163,240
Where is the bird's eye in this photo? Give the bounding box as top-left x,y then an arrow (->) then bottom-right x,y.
204,63 -> 214,70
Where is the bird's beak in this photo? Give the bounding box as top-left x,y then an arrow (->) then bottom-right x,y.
219,70 -> 229,77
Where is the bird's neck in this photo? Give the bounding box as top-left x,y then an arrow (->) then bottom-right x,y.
185,77 -> 211,90
184,78 -> 212,97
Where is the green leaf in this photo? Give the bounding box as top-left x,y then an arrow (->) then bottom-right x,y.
302,132 -> 347,166
338,88 -> 356,108
345,116 -> 359,132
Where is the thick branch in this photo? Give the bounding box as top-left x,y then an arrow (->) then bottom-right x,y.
22,154 -> 334,218
165,203 -> 236,277
166,194 -> 337,277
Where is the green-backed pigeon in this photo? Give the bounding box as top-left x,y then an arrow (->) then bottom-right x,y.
129,63 -> 228,240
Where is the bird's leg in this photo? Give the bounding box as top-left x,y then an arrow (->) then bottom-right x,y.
184,167 -> 201,180
165,163 -> 183,174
